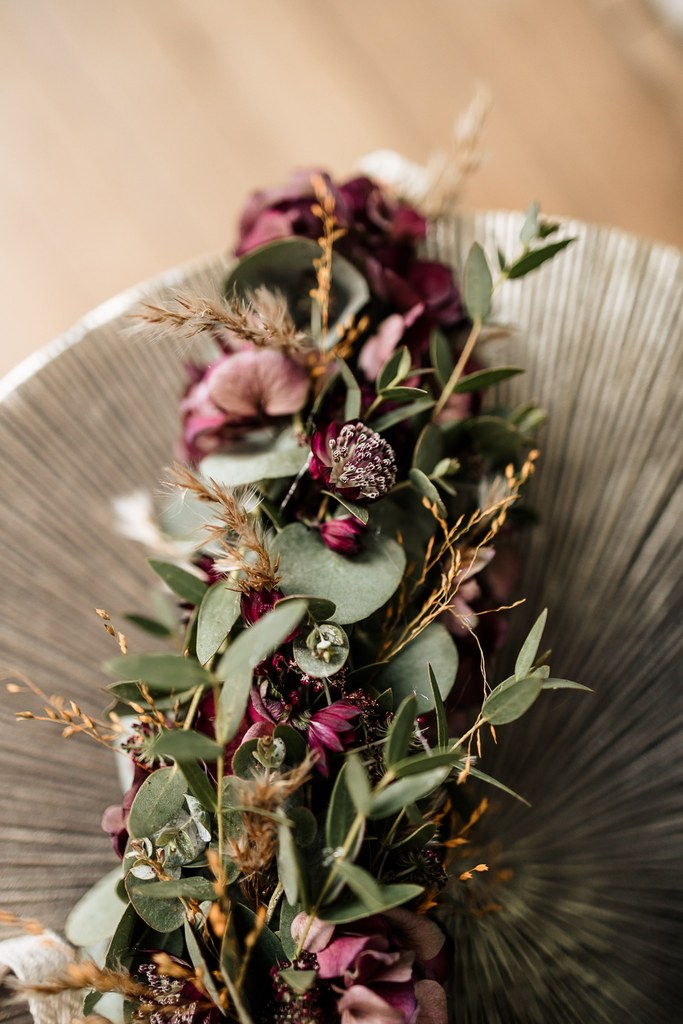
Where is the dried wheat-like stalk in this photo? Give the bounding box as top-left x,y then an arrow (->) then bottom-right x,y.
310,174 -> 346,341
171,464 -> 280,593
135,284 -> 310,354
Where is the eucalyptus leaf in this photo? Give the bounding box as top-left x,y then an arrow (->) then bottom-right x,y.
288,806 -> 318,848
390,822 -> 438,852
506,237 -> 574,279
216,600 -> 308,743
184,922 -> 224,1010
176,758 -> 217,812
464,764 -> 530,806
326,762 -> 364,856
321,492 -> 369,525
429,330 -> 454,388
412,424 -> 444,476
273,724 -> 308,765
379,386 -> 429,401
429,665 -> 448,750
345,752 -> 372,816
104,903 -> 139,971
129,876 -> 216,901
409,467 -> 446,517
454,366 -> 524,394
336,357 -> 362,420
519,200 -> 540,245
464,242 -> 493,322
515,609 -> 547,679
148,559 -> 208,606
318,883 -> 423,923
278,968 -> 318,995
277,593 -> 337,621
273,524 -> 406,625
152,730 -> 224,762
482,675 -> 543,725
201,429 -> 310,488
384,694 -> 417,767
541,678 -> 592,691
196,583 -> 241,665
372,396 -> 435,432
377,623 -> 458,713
278,821 -> 301,906
125,875 -> 185,932
124,613 -> 173,638
106,653 -> 210,693
377,346 -> 411,391
127,767 -> 188,839
368,767 -> 449,818
390,745 -> 465,778
65,868 -> 126,947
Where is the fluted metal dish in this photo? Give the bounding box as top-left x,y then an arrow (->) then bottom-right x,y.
0,214 -> 681,1023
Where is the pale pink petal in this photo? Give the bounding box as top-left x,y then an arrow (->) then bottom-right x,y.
207,349 -> 310,420
316,935 -> 375,979
290,913 -> 335,955
358,315 -> 406,381
337,984 -> 408,1024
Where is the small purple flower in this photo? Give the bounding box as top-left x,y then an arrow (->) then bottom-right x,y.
317,515 -> 367,556
310,422 -> 397,503
306,701 -> 359,776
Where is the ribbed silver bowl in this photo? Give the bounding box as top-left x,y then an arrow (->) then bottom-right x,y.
0,214 -> 681,1023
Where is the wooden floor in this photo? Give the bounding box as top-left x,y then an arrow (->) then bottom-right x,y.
0,0 -> 681,377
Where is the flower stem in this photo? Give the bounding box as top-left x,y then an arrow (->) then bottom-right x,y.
432,319 -> 482,419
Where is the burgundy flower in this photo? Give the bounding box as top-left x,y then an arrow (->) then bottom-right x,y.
310,422 -> 397,503
306,701 -> 359,776
241,587 -> 284,625
180,348 -> 310,461
317,515 -> 367,556
291,910 -> 448,1024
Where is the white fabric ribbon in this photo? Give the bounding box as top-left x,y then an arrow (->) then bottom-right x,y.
0,931 -> 81,1024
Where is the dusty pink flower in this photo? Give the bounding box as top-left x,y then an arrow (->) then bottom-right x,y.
310,421 -> 397,503
291,910 -> 448,1024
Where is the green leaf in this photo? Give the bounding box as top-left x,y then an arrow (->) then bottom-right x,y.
106,653 -> 210,693
377,622 -> 458,713
148,560 -> 207,606
541,678 -> 592,692
130,877 -> 216,901
184,922 -> 224,1010
319,883 -> 423,923
372,396 -> 435,432
464,764 -> 530,806
124,613 -> 173,638
409,467 -> 446,517
216,600 -> 308,743
278,821 -> 302,906
273,524 -> 406,625
201,429 -> 309,488
464,242 -> 493,322
429,330 -> 454,388
345,752 -> 372,816
506,238 -> 575,279
519,200 -> 540,245
391,746 -> 465,778
379,386 -> 429,401
176,758 -> 217,812
515,609 -> 547,678
152,730 -> 224,762
288,806 -> 318,848
336,357 -> 362,421
429,665 -> 448,750
467,415 -> 522,463
127,767 -> 188,839
231,739 -> 260,778
377,346 -> 411,391
454,365 -> 524,394
196,583 -> 241,665
482,675 -> 543,725
278,968 -> 318,995
65,868 -> 125,947
385,694 -> 417,767
225,236 -> 369,349
368,767 -> 449,818
334,861 -> 386,911
277,593 -> 338,621
412,423 -> 444,476
321,491 -> 369,525
104,903 -> 139,971
125,875 -> 185,932
326,762 -> 364,856
273,724 -> 309,766
390,822 -> 438,852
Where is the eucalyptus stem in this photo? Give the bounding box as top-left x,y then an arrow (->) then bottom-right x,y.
182,685 -> 205,731
432,319 -> 482,419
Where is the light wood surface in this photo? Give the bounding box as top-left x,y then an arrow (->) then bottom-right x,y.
0,0 -> 681,377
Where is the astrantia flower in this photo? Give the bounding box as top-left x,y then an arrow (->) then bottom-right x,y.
310,421 -> 397,502
291,909 -> 448,1024
317,514 -> 367,556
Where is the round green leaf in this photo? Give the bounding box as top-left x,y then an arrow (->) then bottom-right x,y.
273,524 -> 406,625
377,623 -> 458,713
201,429 -> 309,488
125,875 -> 185,932
127,767 -> 188,839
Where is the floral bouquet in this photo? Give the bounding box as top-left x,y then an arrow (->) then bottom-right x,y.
3,164 -> 589,1024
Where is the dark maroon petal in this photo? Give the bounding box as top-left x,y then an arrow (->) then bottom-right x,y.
318,515 -> 366,556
